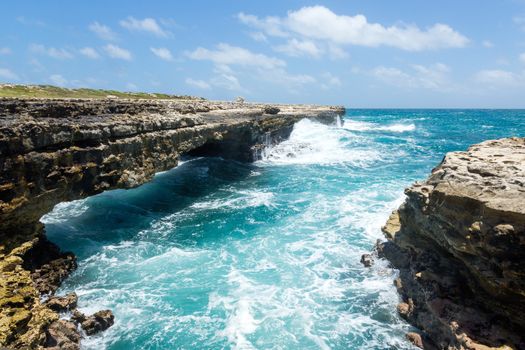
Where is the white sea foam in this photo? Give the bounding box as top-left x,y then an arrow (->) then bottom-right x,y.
258,119 -> 382,166
191,190 -> 275,210
41,199 -> 89,224
344,120 -> 416,133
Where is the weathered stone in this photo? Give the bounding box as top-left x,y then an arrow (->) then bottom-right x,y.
45,319 -> 81,350
45,293 -> 78,312
80,310 -> 114,336
406,332 -> 424,349
263,106 -> 280,115
381,137 -> 525,349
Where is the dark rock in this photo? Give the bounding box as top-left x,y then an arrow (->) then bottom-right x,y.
263,106 -> 280,115
360,253 -> 373,267
44,320 -> 80,350
81,310 -> 115,336
46,293 -> 78,312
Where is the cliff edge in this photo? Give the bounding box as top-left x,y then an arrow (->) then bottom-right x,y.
379,137 -> 525,349
0,97 -> 344,349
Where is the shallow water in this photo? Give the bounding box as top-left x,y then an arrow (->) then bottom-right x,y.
44,109 -> 525,350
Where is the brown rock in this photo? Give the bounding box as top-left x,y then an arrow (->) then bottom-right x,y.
382,137 -> 525,349
46,293 -> 78,312
44,320 -> 80,350
406,332 -> 424,349
81,310 -> 115,336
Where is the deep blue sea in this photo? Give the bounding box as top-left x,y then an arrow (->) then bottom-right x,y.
44,110 -> 525,350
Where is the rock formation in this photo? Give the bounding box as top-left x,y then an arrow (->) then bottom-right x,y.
0,97 -> 343,348
378,137 -> 525,349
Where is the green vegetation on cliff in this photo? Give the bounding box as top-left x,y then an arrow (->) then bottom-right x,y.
0,84 -> 203,100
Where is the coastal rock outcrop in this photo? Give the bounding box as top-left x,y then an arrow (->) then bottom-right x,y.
379,137 -> 525,349
0,97 -> 344,348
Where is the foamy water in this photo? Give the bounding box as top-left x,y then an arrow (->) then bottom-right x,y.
43,109 -> 525,349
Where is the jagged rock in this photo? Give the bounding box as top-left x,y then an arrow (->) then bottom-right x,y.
360,253 -> 373,267
45,320 -> 81,350
81,310 -> 114,336
263,106 -> 280,115
381,137 -> 525,349
46,293 -> 78,312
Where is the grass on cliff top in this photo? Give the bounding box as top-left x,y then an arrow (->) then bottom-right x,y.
0,84 -> 204,100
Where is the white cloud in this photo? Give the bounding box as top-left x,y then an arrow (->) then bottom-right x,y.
211,74 -> 244,92
185,78 -> 211,90
150,47 -> 173,61
372,63 -> 451,90
0,47 -> 12,55
249,32 -> 268,42
89,22 -> 117,41
187,43 -> 285,69
320,72 -> 342,89
482,40 -> 494,48
239,6 -> 468,52
120,17 -> 168,37
520,53 -> 525,64
30,44 -> 73,59
0,68 -> 19,80
474,69 -> 522,86
103,44 -> 132,60
79,47 -> 100,59
274,38 -> 322,58
49,74 -> 67,86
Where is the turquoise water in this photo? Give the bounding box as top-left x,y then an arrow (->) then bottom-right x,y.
44,110 -> 525,350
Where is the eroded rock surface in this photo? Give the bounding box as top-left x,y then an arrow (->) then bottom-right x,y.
0,97 -> 344,348
379,137 -> 525,349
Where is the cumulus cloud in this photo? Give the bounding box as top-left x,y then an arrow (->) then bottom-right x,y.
79,47 -> 100,59
0,68 -> 19,81
29,44 -> 73,59
103,44 -> 132,60
474,69 -> 522,86
520,53 -> 525,64
0,47 -> 12,55
274,38 -> 322,58
49,74 -> 67,86
187,43 -> 285,69
120,17 -> 168,37
185,78 -> 211,90
372,63 -> 451,90
89,22 -> 117,41
150,47 -> 173,61
239,6 -> 468,52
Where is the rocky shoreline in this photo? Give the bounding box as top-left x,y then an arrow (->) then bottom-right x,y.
376,137 -> 525,349
0,97 -> 344,349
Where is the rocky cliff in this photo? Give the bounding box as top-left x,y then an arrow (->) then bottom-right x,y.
379,137 -> 525,349
0,97 -> 344,349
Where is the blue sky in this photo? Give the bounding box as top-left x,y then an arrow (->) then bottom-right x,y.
1,0 -> 525,107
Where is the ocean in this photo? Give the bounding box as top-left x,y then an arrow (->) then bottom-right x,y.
43,109 -> 525,350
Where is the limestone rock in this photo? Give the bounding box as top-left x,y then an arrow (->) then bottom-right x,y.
381,137 -> 525,349
45,293 -> 78,312
80,310 -> 114,336
44,320 -> 81,350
